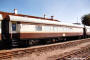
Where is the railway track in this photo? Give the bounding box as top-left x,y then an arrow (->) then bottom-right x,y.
49,43 -> 90,60
0,38 -> 90,60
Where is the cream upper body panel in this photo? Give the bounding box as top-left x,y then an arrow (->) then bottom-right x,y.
16,23 -> 83,33
0,14 -> 3,20
0,21 -> 1,33
0,14 -> 2,33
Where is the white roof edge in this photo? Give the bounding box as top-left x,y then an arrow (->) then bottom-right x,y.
9,15 -> 84,28
0,14 -> 3,20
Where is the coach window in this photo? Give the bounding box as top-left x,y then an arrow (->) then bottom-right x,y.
12,23 -> 16,31
36,25 -> 42,31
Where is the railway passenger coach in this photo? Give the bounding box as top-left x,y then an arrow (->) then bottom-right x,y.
0,10 -> 90,48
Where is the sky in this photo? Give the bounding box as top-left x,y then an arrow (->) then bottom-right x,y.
0,0 -> 90,23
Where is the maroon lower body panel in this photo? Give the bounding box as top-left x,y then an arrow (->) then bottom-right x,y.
20,33 -> 62,39
12,32 -> 83,39
65,33 -> 83,36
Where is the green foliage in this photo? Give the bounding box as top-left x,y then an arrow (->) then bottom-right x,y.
81,14 -> 90,26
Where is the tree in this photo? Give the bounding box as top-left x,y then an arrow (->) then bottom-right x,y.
82,14 -> 90,26
81,14 -> 90,38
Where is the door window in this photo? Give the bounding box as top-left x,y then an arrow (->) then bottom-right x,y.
12,23 -> 16,31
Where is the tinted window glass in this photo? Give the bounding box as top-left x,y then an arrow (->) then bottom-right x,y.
12,23 -> 16,31
36,25 -> 42,31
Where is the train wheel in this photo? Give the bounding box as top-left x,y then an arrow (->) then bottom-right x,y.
29,40 -> 35,46
52,38 -> 56,43
63,37 -> 67,41
28,39 -> 39,46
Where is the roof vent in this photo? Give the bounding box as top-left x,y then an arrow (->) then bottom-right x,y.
14,9 -> 18,14
44,14 -> 46,18
51,16 -> 54,19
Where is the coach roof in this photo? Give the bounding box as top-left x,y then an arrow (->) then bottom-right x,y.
0,11 -> 59,22
9,15 -> 83,28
